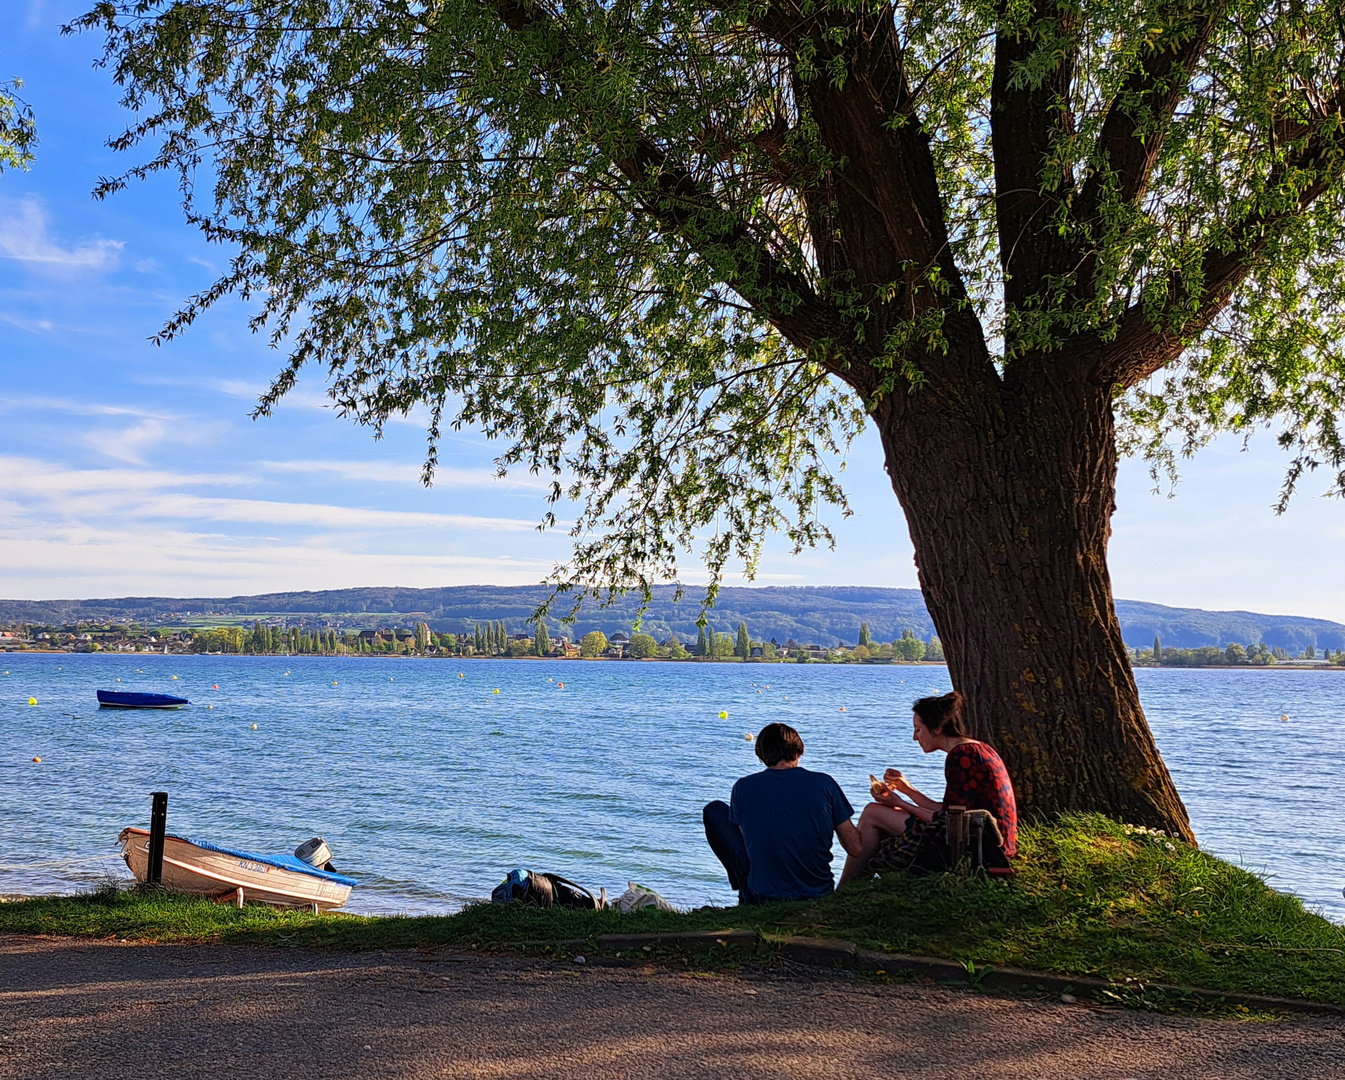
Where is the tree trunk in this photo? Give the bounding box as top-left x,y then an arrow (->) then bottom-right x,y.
872,367 -> 1195,843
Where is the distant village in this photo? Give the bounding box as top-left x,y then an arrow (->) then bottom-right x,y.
0,619 -> 943,663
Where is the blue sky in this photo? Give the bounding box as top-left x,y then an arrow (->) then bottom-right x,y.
3,1 -> 1344,619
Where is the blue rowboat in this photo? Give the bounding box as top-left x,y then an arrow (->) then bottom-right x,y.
96,690 -> 190,709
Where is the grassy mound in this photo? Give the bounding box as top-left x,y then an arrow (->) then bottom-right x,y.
4,815 -> 1342,1005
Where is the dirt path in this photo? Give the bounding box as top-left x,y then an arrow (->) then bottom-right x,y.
1,935 -> 1341,1079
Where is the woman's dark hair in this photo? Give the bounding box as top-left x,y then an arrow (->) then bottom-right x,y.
912,691 -> 966,737
755,722 -> 805,767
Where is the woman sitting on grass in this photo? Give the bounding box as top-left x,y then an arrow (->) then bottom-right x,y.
839,691 -> 1017,884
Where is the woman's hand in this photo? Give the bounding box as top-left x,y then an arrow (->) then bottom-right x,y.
872,788 -> 911,810
883,768 -> 911,793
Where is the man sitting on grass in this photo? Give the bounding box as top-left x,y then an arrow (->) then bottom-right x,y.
703,722 -> 862,905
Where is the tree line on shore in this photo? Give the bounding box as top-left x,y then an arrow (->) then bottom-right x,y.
19,617 -> 944,662
1134,637 -> 1345,667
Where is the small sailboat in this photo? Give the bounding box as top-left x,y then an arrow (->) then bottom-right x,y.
117,829 -> 356,910
97,690 -> 190,709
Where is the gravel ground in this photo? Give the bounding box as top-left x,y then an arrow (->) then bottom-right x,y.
1,935 -> 1342,1079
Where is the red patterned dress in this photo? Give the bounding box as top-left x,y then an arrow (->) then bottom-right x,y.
943,740 -> 1017,857
869,739 -> 1018,874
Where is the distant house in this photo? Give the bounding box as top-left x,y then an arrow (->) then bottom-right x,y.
610,633 -> 630,645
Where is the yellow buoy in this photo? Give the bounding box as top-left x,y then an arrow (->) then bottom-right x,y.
171,675 -> 178,680
458,673 -> 464,678
494,688 -> 500,694
332,680 -> 338,685
32,756 -> 41,763
28,697 -> 37,706
719,710 -> 728,719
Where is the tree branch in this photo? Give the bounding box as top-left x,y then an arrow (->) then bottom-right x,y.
1096,126 -> 1345,388
1072,1 -> 1224,275
485,0 -> 841,359
991,0 -> 1079,317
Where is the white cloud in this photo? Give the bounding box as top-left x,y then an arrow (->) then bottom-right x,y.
260,458 -> 549,491
0,199 -> 123,276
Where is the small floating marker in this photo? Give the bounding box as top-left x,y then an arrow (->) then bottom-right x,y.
171,675 -> 178,680
212,684 -> 219,690
744,732 -> 754,742
208,705 -> 214,710
32,756 -> 41,763
284,671 -> 290,676
28,697 -> 37,706
458,672 -> 464,678
838,707 -> 846,712
1281,713 -> 1290,722
493,688 -> 500,694
332,680 -> 338,685
251,723 -> 258,730
557,682 -> 564,688
719,710 -> 729,719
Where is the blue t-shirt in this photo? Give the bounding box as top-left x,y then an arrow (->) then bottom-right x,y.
729,766 -> 854,900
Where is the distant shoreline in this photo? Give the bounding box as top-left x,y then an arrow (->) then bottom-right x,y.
5,651 -> 1344,671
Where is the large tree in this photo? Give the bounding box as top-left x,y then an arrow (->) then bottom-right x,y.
79,0 -> 1345,839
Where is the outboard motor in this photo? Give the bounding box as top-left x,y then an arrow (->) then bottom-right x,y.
295,837 -> 337,873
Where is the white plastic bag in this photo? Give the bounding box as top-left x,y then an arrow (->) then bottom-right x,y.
612,881 -> 677,913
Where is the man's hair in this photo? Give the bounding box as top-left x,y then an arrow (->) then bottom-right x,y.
755,722 -> 805,767
912,691 -> 966,737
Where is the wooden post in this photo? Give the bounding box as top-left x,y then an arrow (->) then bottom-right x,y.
945,805 -> 967,869
147,791 -> 168,885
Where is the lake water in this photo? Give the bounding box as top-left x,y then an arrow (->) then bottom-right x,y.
2,655 -> 1342,921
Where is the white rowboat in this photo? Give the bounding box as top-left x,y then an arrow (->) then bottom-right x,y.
118,827 -> 355,911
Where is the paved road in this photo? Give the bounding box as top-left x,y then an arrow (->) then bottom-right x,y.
1,935 -> 1342,1079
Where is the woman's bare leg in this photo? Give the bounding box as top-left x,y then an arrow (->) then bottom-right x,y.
839,803 -> 910,886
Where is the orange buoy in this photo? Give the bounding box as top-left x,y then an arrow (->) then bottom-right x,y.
32,756 -> 42,763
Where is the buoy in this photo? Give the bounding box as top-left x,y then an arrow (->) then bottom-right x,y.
558,682 -> 564,688
1281,714 -> 1290,722
28,697 -> 37,706
208,705 -> 214,709
744,732 -> 754,742
251,723 -> 258,730
116,677 -> 121,682
284,671 -> 290,676
494,688 -> 500,694
332,680 -> 338,685
719,710 -> 728,719
171,675 -> 178,680
32,756 -> 41,763
458,673 -> 464,678
213,684 -> 218,690
838,707 -> 846,712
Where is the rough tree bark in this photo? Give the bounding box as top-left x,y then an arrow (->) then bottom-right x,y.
873,367 -> 1194,840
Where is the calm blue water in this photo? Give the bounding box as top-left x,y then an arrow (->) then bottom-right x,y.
1,655 -> 1342,921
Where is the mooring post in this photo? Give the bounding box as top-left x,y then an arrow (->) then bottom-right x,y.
147,791 -> 168,885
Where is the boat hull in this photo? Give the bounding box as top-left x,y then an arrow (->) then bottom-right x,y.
118,828 -> 353,910
97,690 -> 190,709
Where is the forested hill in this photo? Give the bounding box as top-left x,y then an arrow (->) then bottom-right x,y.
1,586 -> 1342,651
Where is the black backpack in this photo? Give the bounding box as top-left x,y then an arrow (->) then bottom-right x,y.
491,869 -> 601,909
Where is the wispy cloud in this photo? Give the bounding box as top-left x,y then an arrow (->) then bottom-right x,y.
0,454 -> 557,598
0,198 -> 123,276
260,458 -> 550,490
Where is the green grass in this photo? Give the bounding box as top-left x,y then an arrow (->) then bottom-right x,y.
4,815 -> 1343,1006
